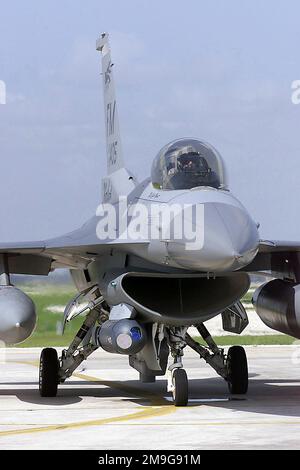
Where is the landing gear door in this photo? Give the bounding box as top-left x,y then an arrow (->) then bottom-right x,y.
222,301 -> 249,334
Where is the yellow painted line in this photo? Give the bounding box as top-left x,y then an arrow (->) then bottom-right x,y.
0,404 -> 173,437
100,420 -> 300,426
73,371 -> 168,406
15,361 -> 170,406
1,418 -> 300,433
13,360 -> 169,406
0,360 -> 176,438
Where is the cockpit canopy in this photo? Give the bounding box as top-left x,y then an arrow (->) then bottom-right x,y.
151,138 -> 227,191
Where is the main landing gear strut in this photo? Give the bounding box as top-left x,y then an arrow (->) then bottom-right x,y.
166,323 -> 248,406
39,291 -> 107,397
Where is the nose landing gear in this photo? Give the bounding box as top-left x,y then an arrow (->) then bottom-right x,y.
171,368 -> 188,406
166,326 -> 189,406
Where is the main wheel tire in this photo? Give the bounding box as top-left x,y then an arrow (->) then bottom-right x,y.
227,345 -> 248,394
172,368 -> 188,406
39,348 -> 59,397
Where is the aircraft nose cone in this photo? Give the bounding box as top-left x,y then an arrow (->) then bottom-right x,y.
167,201 -> 259,272
203,202 -> 259,270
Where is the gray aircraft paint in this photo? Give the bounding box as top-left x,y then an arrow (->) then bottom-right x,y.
0,33 -> 299,344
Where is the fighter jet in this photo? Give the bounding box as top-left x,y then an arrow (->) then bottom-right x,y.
1,33 -> 299,406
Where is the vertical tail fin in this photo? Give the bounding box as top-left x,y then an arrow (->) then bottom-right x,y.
96,33 -> 124,175
96,33 -> 137,203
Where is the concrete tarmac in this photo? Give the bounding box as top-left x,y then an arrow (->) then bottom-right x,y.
0,346 -> 299,449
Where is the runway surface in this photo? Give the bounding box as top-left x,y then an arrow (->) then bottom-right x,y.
0,346 -> 299,449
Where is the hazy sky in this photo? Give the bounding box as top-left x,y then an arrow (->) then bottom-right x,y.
0,0 -> 300,242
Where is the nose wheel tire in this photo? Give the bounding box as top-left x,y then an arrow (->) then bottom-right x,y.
39,348 -> 59,397
172,368 -> 188,406
226,345 -> 248,394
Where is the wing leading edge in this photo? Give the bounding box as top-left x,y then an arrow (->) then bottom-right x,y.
244,239 -> 300,281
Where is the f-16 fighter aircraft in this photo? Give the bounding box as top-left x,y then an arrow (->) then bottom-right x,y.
1,33 -> 300,406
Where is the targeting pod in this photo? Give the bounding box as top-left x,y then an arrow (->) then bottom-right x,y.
95,319 -> 146,355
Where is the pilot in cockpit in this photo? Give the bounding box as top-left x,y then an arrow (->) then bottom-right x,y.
167,150 -> 220,190
151,138 -> 227,191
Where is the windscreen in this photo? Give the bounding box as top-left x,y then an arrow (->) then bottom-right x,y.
151,138 -> 227,190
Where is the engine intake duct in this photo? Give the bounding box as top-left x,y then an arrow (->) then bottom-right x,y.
252,279 -> 300,339
106,272 -> 250,326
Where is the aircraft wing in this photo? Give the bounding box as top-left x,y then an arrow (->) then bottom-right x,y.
245,239 -> 300,280
0,217 -> 149,275
258,240 -> 300,253
0,240 -> 45,254
0,215 -> 116,274
3,236 -> 300,277
0,238 -> 99,275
